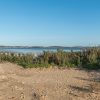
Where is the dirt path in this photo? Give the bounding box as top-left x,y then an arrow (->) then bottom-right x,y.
0,63 -> 100,100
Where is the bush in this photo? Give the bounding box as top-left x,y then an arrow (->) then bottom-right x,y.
0,48 -> 100,70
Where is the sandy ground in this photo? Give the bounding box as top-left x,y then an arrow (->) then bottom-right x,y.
0,63 -> 100,100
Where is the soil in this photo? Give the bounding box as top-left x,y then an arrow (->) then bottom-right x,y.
0,63 -> 100,100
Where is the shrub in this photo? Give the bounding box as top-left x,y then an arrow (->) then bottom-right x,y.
0,48 -> 100,70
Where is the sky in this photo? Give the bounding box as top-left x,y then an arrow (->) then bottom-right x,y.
0,0 -> 100,46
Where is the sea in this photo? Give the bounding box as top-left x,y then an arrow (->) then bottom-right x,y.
0,47 -> 82,55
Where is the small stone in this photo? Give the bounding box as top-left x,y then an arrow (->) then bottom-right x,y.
0,75 -> 7,80
20,93 -> 24,99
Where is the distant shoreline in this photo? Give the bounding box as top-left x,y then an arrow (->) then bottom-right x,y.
0,45 -> 98,49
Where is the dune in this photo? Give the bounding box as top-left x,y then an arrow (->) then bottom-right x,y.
0,62 -> 99,100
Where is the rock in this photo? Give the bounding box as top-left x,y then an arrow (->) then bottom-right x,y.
20,92 -> 24,99
0,75 -> 7,80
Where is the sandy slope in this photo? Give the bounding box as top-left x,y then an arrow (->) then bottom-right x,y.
0,63 -> 100,100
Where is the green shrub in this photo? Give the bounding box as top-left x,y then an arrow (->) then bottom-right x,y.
0,48 -> 100,70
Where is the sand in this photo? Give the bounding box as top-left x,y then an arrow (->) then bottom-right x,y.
0,62 -> 99,100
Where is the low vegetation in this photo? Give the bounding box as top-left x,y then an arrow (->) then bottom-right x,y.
0,48 -> 100,69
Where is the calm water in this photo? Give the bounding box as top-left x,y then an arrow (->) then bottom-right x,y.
0,48 -> 81,54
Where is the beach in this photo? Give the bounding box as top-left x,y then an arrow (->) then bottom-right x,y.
0,62 -> 100,100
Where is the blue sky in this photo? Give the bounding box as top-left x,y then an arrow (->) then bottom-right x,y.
0,0 -> 100,46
